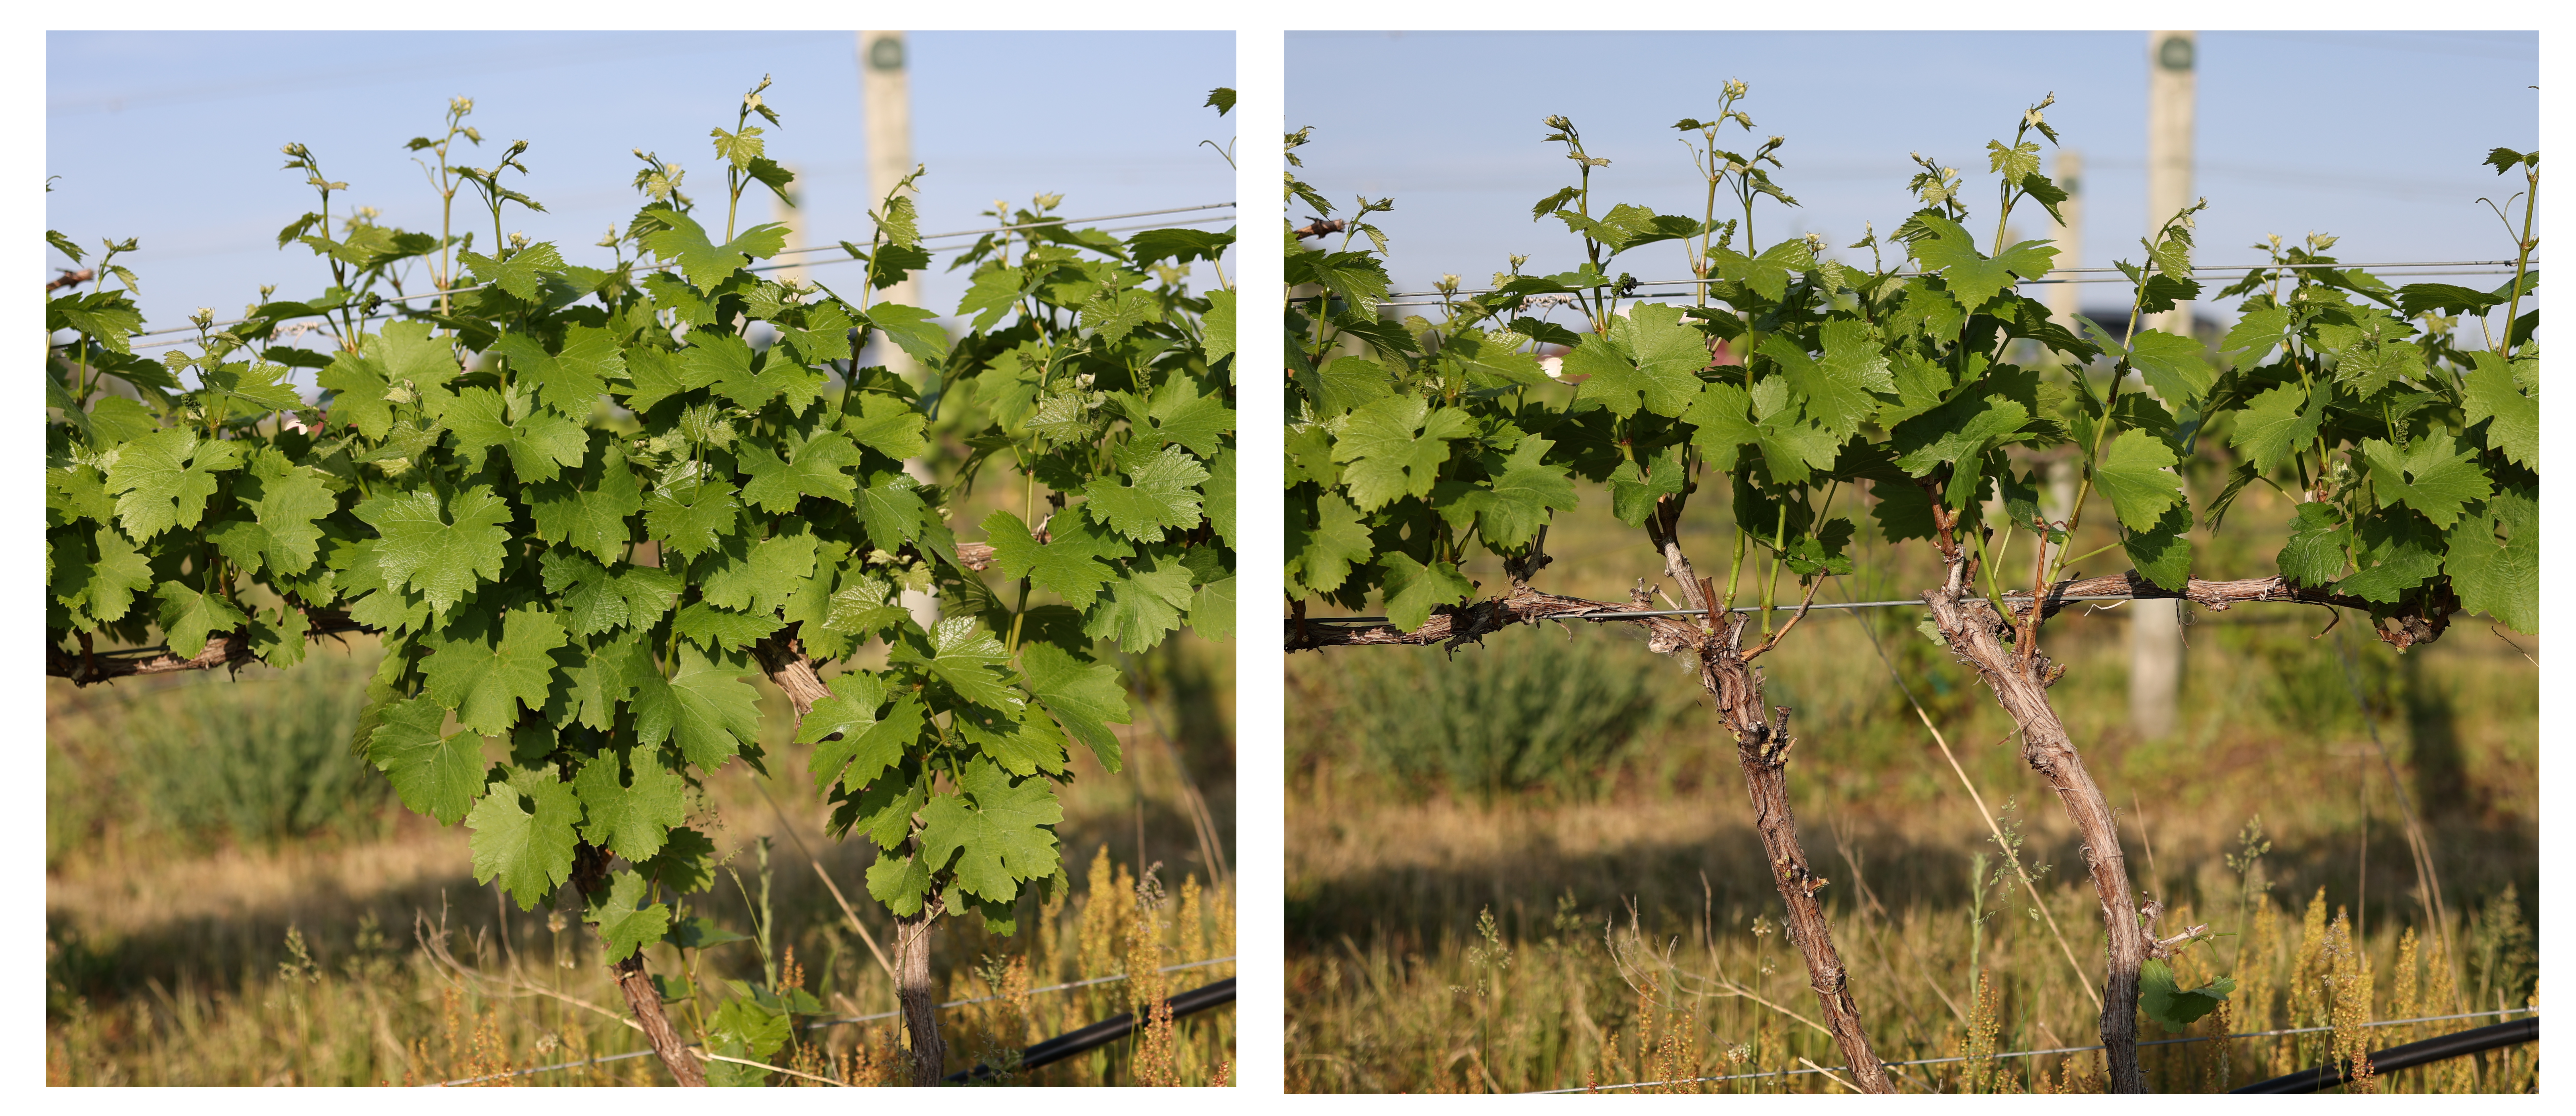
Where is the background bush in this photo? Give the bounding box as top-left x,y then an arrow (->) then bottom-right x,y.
1335,627 -> 1675,804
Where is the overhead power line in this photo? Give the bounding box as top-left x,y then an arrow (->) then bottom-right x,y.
47,200 -> 1235,352
1360,256 -> 2524,300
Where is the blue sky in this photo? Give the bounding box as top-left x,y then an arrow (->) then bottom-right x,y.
46,30 -> 1237,361
1287,30 -> 2538,326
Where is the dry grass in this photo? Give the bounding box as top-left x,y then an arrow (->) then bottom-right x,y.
1285,477 -> 2537,1093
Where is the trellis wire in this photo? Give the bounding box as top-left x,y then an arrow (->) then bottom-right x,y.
1527,1007 -> 2540,1094
429,954 -> 1234,1086
1298,594 -> 2147,627
52,199 -> 1236,350
1357,258 -> 2537,302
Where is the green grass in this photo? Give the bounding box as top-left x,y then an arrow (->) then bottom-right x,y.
1285,477 -> 2537,1093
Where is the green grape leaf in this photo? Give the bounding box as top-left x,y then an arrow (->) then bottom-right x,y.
1891,394 -> 2028,477
1764,320 -> 1895,440
811,685 -> 922,798
2122,503 -> 2195,591
1568,302 -> 1707,418
840,391 -> 930,460
1380,551 -> 1472,632
2462,351 -> 2538,469
459,242 -> 567,301
642,209 -> 789,290
364,695 -> 486,825
422,606 -> 570,736
672,602 -> 784,651
107,427 -> 242,540
1707,239 -> 1813,301
631,644 -> 762,771
637,827 -> 718,896
892,617 -> 1021,712
1080,288 -> 1161,344
2093,429 -> 2187,532
644,476 -> 742,559
2335,338 -> 2423,399
2445,490 -> 2537,633
206,462 -> 335,577
1287,490 -> 1373,596
2277,502 -> 2353,587
573,747 -> 687,863
918,758 -> 1062,904
1682,380 -> 1760,471
984,509 -> 1126,608
2338,514 -> 2445,603
1083,558 -> 1196,650
822,575 -> 912,640
2124,328 -> 2215,404
697,531 -> 819,617
1081,445 -> 1209,542
153,582 -> 248,659
494,325 -> 621,417
355,486 -> 512,616
739,430 -> 863,513
861,303 -> 953,371
1912,214 -> 2056,309
468,766 -> 581,910
2226,382 -> 2327,475
57,525 -> 154,628
2138,958 -> 2237,1033
2363,436 -> 2491,529
195,360 -> 307,421
1204,288 -> 1237,367
1332,396 -> 1474,511
584,869 -> 672,964
529,441 -> 643,564
866,849 -> 934,916
1478,438 -> 1581,547
2220,306 -> 2292,359
1019,641 -> 1129,772
443,387 -> 589,482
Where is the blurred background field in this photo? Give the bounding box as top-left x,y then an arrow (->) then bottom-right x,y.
1283,475 -> 2537,1093
47,628 -> 1234,1087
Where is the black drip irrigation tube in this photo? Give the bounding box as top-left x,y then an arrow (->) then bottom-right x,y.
2232,1017 -> 2539,1093
944,977 -> 1237,1084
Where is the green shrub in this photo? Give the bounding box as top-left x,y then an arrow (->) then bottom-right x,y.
1335,628 -> 1672,803
130,653 -> 391,847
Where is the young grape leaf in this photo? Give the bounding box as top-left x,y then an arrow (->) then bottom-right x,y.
861,303 -> 953,371
573,747 -> 687,863
356,485 -> 512,616
459,242 -> 567,301
890,617 -> 1020,712
840,391 -> 930,460
2121,503 -> 2196,591
631,645 -> 762,771
468,766 -> 581,910
107,427 -> 242,540
2138,958 -> 2236,1033
206,463 -> 335,577
2124,328 -> 2215,404
1287,490 -> 1374,595
443,387 -> 589,482
1083,558 -> 1196,650
918,758 -> 1063,904
984,509 -> 1125,608
422,606 -> 570,736
2093,429 -> 2187,532
152,582 -> 248,659
529,441 -> 644,563
2445,489 -> 2537,633
1081,445 -> 1208,542
493,325 -> 622,417
1333,396 -> 1474,510
2363,436 -> 2491,529
2277,503 -> 2353,586
865,848 -> 934,916
697,531 -> 819,616
364,695 -> 486,825
739,430 -> 863,513
584,869 -> 672,964
672,602 -> 783,651
643,476 -> 742,559
2225,383 -> 2326,474
641,209 -> 790,291
1380,551 -> 1472,632
1018,641 -> 1129,772
1476,437 -> 1581,547
1568,302 -> 1708,418
1910,214 -> 2056,309
2462,351 -> 2537,469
